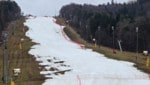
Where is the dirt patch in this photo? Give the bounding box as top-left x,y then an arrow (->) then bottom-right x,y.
38,56 -> 72,78
54,61 -> 65,64
54,69 -> 72,75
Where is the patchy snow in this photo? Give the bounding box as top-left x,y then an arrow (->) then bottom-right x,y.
24,16 -> 150,85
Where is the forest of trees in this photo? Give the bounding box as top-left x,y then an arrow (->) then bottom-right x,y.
0,1 -> 21,39
59,0 -> 150,52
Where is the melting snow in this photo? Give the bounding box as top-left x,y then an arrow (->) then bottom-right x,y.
24,16 -> 150,85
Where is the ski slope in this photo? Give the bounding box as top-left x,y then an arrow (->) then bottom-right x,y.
24,16 -> 150,85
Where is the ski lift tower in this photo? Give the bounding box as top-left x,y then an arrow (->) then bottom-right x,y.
136,27 -> 139,61
2,31 -> 9,84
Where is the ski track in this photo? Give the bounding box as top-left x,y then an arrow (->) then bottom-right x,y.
24,16 -> 150,85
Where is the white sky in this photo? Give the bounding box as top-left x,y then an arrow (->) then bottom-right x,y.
14,0 -> 130,16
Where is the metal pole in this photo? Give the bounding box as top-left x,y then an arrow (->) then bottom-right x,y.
3,41 -> 5,84
3,40 -> 7,84
2,31 -> 9,84
113,27 -> 114,50
136,27 -> 139,62
112,26 -> 115,53
98,26 -> 101,47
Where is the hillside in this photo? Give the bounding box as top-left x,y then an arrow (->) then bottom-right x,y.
0,16 -> 44,85
0,0 -> 150,85
56,17 -> 150,74
59,0 -> 150,52
23,16 -> 150,85
0,1 -> 44,85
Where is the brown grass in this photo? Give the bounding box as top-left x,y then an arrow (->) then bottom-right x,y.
0,17 -> 45,85
55,17 -> 150,74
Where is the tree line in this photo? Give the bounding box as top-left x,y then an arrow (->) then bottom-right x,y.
0,1 -> 21,40
59,0 -> 150,52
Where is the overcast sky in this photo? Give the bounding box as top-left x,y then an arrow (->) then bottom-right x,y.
14,0 -> 130,16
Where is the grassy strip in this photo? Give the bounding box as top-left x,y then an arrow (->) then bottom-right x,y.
55,17 -> 150,74
0,17 -> 45,85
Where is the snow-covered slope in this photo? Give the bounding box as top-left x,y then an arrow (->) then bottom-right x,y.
24,16 -> 150,85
